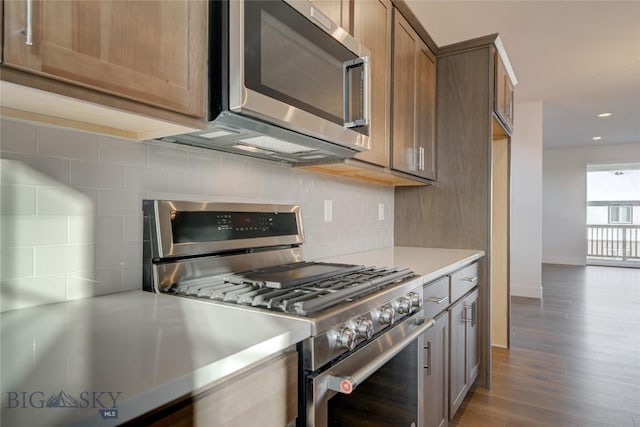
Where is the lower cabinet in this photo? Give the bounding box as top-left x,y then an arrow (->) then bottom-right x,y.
423,311 -> 449,427
127,349 -> 298,427
448,288 -> 480,418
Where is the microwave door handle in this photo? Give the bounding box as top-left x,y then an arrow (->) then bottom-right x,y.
343,56 -> 370,128
327,316 -> 435,394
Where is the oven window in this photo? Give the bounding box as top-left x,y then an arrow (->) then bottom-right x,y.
244,1 -> 359,126
327,342 -> 419,427
171,211 -> 298,243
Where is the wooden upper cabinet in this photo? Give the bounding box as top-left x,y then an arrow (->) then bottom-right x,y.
392,11 -> 436,180
3,0 -> 207,119
309,0 -> 352,34
495,52 -> 514,133
352,0 -> 392,166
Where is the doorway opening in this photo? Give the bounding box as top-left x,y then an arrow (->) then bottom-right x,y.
586,163 -> 640,267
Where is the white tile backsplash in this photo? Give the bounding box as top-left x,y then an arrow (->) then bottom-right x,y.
69,160 -> 124,188
98,136 -> 148,167
0,154 -> 70,186
1,118 -> 394,312
0,275 -> 67,312
34,244 -> 95,275
37,185 -> 96,215
0,247 -> 34,279
36,126 -> 99,160
0,119 -> 37,154
124,166 -> 168,192
1,216 -> 68,247
1,184 -> 36,215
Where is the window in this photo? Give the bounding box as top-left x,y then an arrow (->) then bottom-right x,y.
608,205 -> 632,224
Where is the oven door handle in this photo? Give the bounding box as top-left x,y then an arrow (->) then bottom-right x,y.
327,316 -> 435,394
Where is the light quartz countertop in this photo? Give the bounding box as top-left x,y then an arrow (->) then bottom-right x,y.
0,246 -> 483,427
0,291 -> 312,427
321,246 -> 484,283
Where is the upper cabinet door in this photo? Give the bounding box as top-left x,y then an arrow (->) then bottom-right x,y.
392,12 -> 418,175
309,0 -> 352,33
3,0 -> 207,118
494,52 -> 514,133
415,45 -> 436,180
392,11 -> 436,179
352,0 -> 392,166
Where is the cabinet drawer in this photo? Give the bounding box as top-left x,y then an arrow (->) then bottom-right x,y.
423,276 -> 450,318
450,263 -> 478,303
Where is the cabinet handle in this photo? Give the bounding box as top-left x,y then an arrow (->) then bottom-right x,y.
343,56 -> 370,128
472,301 -> 477,327
327,317 -> 435,394
462,276 -> 478,284
20,0 -> 34,46
419,146 -> 425,170
463,304 -> 473,323
426,295 -> 448,305
425,339 -> 432,376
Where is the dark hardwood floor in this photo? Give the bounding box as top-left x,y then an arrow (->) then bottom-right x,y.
451,264 -> 640,427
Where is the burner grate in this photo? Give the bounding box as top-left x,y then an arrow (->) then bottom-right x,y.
171,266 -> 416,316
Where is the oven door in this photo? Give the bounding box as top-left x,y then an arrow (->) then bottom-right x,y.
229,0 -> 371,151
306,312 -> 434,427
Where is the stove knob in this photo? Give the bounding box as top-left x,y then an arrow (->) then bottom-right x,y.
354,318 -> 374,339
397,297 -> 411,314
378,306 -> 395,325
408,292 -> 423,309
335,327 -> 356,351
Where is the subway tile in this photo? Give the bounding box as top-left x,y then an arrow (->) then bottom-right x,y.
0,119 -> 37,154
1,185 -> 36,215
98,136 -> 148,167
36,126 -> 99,160
0,154 -> 70,186
124,166 -> 168,192
187,150 -> 220,176
37,186 -> 97,215
96,241 -> 141,270
168,170 -> 204,194
67,216 -> 95,244
95,216 -> 124,242
122,215 -> 142,241
66,268 -> 122,300
147,143 -> 189,171
1,216 -> 68,247
69,160 -> 124,188
0,247 -> 34,279
0,275 -> 67,312
98,190 -> 145,216
34,244 -> 95,275
122,263 -> 142,291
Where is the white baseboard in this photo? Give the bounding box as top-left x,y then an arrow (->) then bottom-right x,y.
587,259 -> 640,268
510,284 -> 542,299
541,256 -> 585,266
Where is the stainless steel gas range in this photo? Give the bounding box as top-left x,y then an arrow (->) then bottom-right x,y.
143,200 -> 433,427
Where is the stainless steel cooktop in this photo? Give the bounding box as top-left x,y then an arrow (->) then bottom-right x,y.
142,200 -> 425,371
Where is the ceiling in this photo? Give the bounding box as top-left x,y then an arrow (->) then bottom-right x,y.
405,0 -> 640,149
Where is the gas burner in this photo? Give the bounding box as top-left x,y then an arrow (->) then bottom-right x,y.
172,264 -> 416,316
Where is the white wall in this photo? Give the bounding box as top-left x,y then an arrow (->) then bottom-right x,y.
0,118 -> 394,312
542,142 -> 640,265
509,101 -> 543,298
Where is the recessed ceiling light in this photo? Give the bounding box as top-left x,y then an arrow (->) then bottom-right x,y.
597,113 -> 613,118
592,136 -> 602,141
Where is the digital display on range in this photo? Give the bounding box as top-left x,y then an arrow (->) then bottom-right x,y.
171,211 -> 298,243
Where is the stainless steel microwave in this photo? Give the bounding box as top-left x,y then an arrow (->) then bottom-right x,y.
163,0 -> 371,164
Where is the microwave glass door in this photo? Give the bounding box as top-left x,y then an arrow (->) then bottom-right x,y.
244,1 -> 366,130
